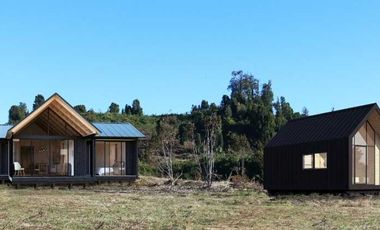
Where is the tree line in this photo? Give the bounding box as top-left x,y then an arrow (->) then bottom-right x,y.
7,71 -> 307,186
8,95 -> 144,125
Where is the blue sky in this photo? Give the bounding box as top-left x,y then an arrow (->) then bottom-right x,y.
1,1 -> 380,123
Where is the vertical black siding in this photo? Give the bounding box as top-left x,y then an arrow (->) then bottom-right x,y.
74,138 -> 89,176
264,138 -> 349,192
90,139 -> 95,177
126,141 -> 138,176
0,141 -> 8,174
9,139 -> 13,176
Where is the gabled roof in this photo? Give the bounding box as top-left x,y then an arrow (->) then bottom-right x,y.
7,93 -> 99,138
93,123 -> 145,138
266,103 -> 378,148
0,93 -> 145,140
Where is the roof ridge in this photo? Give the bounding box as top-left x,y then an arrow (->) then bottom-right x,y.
289,103 -> 377,123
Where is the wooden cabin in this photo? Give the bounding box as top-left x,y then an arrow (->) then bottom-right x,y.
0,93 -> 144,186
265,103 -> 380,193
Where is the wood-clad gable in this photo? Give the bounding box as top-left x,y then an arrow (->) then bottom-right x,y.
7,93 -> 98,138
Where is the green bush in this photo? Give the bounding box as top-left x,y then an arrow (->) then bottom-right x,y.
173,160 -> 200,180
244,153 -> 264,182
214,154 -> 240,180
139,161 -> 159,176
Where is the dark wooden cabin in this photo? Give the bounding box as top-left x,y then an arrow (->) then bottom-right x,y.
0,93 -> 145,186
264,103 -> 380,193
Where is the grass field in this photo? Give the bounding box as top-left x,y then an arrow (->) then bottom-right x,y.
1,177 -> 380,229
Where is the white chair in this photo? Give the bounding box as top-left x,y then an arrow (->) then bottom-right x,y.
14,162 -> 25,176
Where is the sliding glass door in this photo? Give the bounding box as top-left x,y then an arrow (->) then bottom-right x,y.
95,141 -> 126,176
13,139 -> 74,176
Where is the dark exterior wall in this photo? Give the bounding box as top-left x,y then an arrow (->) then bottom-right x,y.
74,138 -> 90,176
126,141 -> 138,176
264,138 -> 349,192
0,141 -> 8,175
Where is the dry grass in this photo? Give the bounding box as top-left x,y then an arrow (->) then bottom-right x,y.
0,177 -> 380,229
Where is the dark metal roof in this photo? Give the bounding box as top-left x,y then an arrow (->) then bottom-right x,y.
266,103 -> 377,148
92,123 -> 145,138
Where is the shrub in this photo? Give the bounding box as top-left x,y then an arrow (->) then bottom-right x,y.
214,154 -> 240,180
244,153 -> 264,182
173,160 -> 200,180
139,161 -> 159,176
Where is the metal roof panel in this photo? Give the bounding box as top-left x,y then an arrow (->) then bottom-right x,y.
266,103 -> 376,148
92,123 -> 145,138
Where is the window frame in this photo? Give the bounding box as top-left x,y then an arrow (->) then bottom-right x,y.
303,154 -> 314,170
303,152 -> 328,170
353,121 -> 377,185
314,152 -> 328,169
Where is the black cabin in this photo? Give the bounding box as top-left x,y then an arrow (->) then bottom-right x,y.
264,103 -> 380,193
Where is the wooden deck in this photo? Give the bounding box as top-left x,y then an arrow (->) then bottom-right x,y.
10,175 -> 137,185
11,176 -> 95,185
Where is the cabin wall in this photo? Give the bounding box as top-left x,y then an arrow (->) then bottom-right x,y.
74,138 -> 90,176
264,138 -> 349,192
0,141 -> 8,175
126,141 -> 138,176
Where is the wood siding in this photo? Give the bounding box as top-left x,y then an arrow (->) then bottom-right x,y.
264,138 -> 349,192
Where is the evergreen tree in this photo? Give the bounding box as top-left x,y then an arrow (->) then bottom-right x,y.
108,103 -> 120,113
302,107 -> 309,117
33,94 -> 45,111
124,104 -> 132,115
74,105 -> 86,113
131,99 -> 143,116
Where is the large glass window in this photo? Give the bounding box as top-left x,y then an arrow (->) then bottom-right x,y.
353,121 -> 379,185
13,139 -> 74,176
11,108 -> 79,177
354,146 -> 367,184
95,141 -> 126,176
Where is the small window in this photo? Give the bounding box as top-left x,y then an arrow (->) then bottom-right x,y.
315,153 -> 327,169
303,154 -> 313,169
303,153 -> 328,169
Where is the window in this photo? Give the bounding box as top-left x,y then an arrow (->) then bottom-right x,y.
352,121 -> 379,185
13,139 -> 74,177
303,153 -> 328,169
315,153 -> 327,169
95,141 -> 126,176
303,154 -> 313,169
